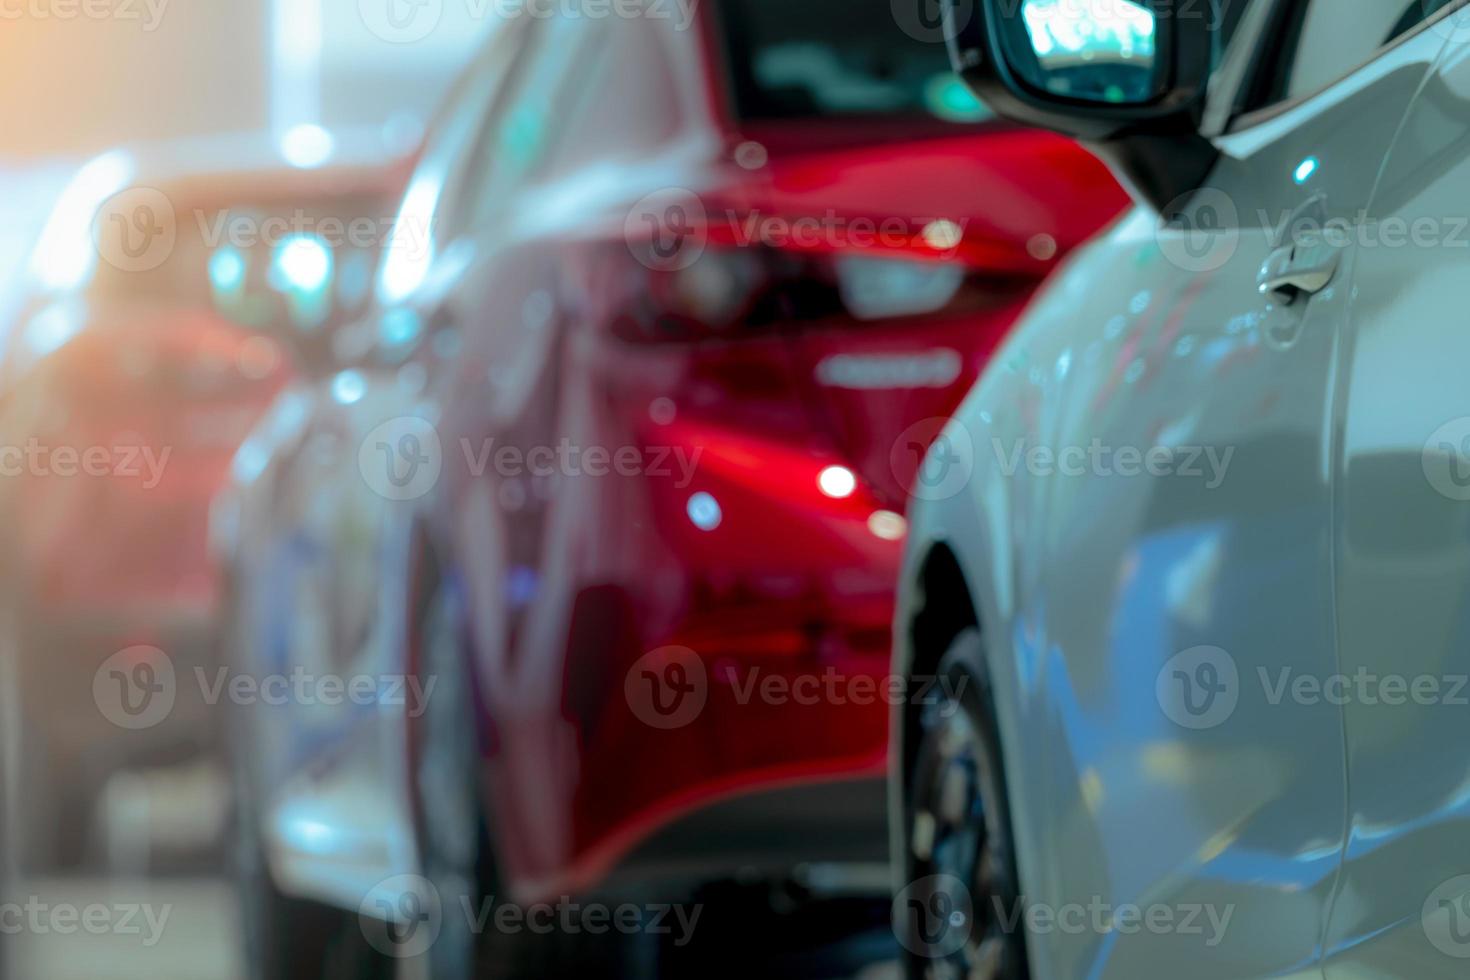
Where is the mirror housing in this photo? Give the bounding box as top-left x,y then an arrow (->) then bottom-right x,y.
946,0 -> 1221,214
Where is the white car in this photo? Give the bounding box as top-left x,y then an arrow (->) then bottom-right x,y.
892,0 -> 1470,977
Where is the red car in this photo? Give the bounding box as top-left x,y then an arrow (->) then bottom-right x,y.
0,134 -> 408,867
219,3 -> 1127,976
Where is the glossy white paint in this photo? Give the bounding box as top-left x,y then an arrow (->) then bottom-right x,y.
1322,29 -> 1470,977
895,17 -> 1470,980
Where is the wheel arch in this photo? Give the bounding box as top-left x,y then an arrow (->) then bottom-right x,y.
402,509 -> 503,895
900,541 -> 981,779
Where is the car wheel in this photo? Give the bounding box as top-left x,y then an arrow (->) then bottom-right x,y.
404,572 -> 499,980
228,601 -> 392,980
900,628 -> 1028,980
237,817 -> 393,980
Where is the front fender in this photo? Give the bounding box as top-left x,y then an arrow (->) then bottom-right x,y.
887,216 -> 1137,913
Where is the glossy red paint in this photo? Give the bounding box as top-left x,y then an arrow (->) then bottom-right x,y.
425,55 -> 1128,898
222,9 -> 1130,917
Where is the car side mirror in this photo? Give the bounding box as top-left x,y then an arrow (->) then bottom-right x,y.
946,0 -> 1221,214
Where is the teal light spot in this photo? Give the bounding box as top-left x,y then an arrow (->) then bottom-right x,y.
503,110 -> 546,169
1294,156 -> 1319,185
331,370 -> 366,406
379,307 -> 423,349
209,247 -> 246,292
273,234 -> 333,294
924,74 -> 991,122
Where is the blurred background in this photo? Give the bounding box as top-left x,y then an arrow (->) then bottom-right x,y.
0,0 -> 486,300
2,6 -> 477,976
0,12 -> 484,979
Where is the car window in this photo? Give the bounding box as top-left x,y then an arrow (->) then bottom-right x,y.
1213,0 -> 1256,61
456,14 -> 597,232
540,19 -> 684,176
374,21 -> 523,304
1254,0 -> 1460,108
714,0 -> 991,123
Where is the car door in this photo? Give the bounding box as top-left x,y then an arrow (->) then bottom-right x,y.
1008,2 -> 1444,976
1320,9 -> 1470,975
241,23 -> 530,908
422,9 -> 617,886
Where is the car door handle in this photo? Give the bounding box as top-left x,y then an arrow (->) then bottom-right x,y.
1257,239 -> 1340,304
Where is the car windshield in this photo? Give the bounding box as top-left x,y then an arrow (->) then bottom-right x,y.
715,0 -> 993,123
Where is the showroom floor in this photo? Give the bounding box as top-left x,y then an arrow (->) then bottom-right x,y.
5,733 -> 902,979
10,875 -> 902,980
9,877 -> 237,980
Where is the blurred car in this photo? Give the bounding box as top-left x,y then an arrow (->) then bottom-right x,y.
0,133 -> 409,868
892,0 -> 1470,978
218,2 -> 1126,976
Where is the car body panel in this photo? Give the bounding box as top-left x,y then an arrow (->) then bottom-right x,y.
225,2 -> 1127,916
1322,29 -> 1470,976
894,19 -> 1454,980
227,372 -> 435,912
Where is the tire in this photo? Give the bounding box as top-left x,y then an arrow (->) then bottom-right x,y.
404,573 -> 499,980
236,820 -> 392,980
406,570 -> 643,979
899,628 -> 1029,980
228,599 -> 392,980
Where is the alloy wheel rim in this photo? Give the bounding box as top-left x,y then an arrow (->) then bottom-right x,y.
908,694 -> 1017,980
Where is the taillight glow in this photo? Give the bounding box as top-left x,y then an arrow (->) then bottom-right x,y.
817,465 -> 857,499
